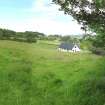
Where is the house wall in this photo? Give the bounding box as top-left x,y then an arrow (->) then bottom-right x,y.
58,44 -> 81,52
58,48 -> 68,52
72,45 -> 81,52
58,48 -> 73,52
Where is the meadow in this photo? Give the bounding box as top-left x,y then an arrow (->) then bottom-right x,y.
0,40 -> 105,105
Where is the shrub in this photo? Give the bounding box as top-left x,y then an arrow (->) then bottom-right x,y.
91,47 -> 105,56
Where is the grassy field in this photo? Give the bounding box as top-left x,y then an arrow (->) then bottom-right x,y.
0,40 -> 105,105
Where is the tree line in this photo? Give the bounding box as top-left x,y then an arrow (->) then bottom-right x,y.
0,28 -> 45,43
0,27 -> 104,55
0,28 -> 80,43
0,28 -> 93,48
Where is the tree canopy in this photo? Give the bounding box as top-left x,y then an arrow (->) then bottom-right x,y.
52,0 -> 105,49
0,28 -> 45,43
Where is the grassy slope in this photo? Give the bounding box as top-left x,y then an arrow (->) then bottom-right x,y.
0,40 -> 105,105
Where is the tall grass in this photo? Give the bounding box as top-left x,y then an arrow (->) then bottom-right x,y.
0,40 -> 105,105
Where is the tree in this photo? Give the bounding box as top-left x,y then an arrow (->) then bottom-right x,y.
60,35 -> 73,42
0,28 -> 38,43
0,29 -> 16,40
52,0 -> 105,50
47,35 -> 61,41
73,37 -> 80,44
0,29 -> 3,39
24,31 -> 37,43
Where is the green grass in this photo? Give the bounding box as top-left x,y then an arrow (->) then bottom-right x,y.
0,40 -> 105,105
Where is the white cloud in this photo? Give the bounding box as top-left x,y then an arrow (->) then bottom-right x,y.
0,0 -> 84,35
30,0 -> 58,12
0,17 -> 83,35
28,18 -> 83,35
23,0 -> 84,35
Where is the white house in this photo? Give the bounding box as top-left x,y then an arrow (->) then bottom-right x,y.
58,43 -> 81,52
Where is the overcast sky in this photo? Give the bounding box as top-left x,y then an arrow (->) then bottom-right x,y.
0,0 -> 84,35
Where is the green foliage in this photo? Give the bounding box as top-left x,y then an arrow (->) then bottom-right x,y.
0,29 -> 4,39
91,47 -> 105,55
41,35 -> 61,41
0,28 -> 46,43
24,31 -> 37,43
47,35 -> 60,41
60,35 -> 73,42
60,35 -> 80,45
52,0 -> 105,50
0,40 -> 105,105
0,28 -> 16,40
93,33 -> 105,48
80,34 -> 95,50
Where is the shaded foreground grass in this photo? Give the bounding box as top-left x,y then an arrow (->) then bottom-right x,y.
0,40 -> 105,105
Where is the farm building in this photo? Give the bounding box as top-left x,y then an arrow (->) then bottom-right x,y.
58,43 -> 81,52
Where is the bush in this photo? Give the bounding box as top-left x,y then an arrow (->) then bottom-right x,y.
0,28 -> 38,43
91,47 -> 105,55
26,38 -> 37,43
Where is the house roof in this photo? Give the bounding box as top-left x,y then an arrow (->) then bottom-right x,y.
59,43 -> 74,50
